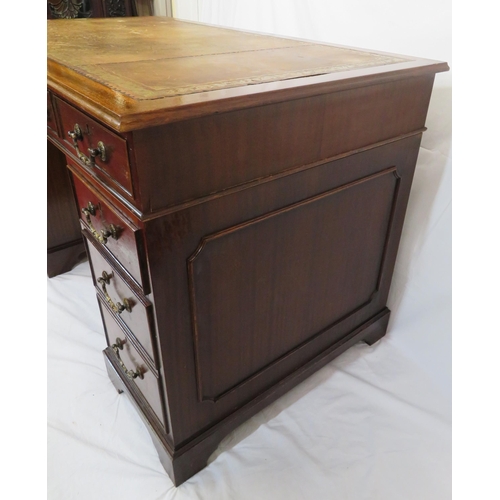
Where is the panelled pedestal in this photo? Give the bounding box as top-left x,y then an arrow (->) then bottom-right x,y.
48,85 -> 426,484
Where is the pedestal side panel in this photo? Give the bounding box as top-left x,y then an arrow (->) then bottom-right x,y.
188,168 -> 399,401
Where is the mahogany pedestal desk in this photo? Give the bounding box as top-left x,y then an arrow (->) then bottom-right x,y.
47,17 -> 448,485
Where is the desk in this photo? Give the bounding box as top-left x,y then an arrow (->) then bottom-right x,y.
47,17 -> 448,485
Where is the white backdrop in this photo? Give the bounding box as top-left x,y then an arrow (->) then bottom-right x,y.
48,2 -> 451,499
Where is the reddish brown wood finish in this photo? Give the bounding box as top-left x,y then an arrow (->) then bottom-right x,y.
47,17 -> 448,486
71,168 -> 149,291
56,96 -> 134,198
104,308 -> 391,485
188,168 -> 399,402
85,231 -> 157,368
132,75 -> 434,213
144,134 -> 422,446
99,298 -> 166,427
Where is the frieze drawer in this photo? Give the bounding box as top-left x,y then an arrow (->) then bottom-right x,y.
55,96 -> 134,198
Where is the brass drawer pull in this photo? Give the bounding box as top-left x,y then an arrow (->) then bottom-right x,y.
111,338 -> 143,380
97,271 -> 132,315
68,123 -> 82,142
68,123 -> 107,167
81,201 -> 119,245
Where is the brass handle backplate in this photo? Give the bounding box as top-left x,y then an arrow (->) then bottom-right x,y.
97,271 -> 132,315
68,123 -> 107,167
81,201 -> 120,245
111,338 -> 143,380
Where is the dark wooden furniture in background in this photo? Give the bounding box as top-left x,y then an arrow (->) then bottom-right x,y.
47,0 -> 137,19
47,17 -> 448,485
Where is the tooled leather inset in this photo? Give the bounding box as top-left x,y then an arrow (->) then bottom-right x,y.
47,18 -> 409,101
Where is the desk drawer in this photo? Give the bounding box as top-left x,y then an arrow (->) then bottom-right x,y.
86,233 -> 157,368
72,171 -> 149,292
100,300 -> 165,428
55,96 -> 133,197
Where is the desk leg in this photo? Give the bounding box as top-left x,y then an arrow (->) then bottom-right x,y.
362,309 -> 390,345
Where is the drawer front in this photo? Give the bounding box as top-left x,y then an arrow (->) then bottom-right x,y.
86,235 -> 157,367
72,171 -> 149,292
55,96 -> 133,197
100,301 -> 165,428
47,91 -> 58,135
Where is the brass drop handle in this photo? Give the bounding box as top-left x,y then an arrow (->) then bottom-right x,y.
68,123 -> 83,142
81,201 -> 120,245
82,200 -> 96,218
97,271 -> 132,315
68,123 -> 107,167
111,338 -> 143,380
100,224 -> 119,240
88,142 -> 107,164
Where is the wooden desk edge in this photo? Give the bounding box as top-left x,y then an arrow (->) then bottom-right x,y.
47,59 -> 449,133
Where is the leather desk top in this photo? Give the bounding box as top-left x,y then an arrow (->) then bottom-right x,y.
47,17 -> 448,131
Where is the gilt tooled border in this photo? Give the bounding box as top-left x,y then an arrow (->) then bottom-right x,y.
49,51 -> 408,101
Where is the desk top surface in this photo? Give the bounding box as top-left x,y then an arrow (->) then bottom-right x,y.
47,17 -> 448,131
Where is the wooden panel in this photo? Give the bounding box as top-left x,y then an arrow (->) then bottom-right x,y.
55,96 -> 134,197
71,168 -> 149,292
188,169 -> 399,401
133,75 -> 434,212
144,135 -> 421,444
